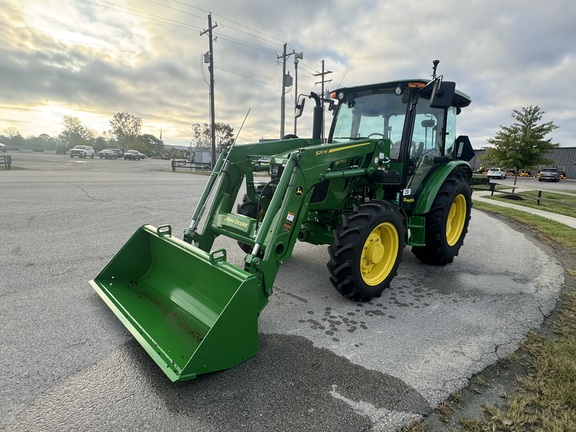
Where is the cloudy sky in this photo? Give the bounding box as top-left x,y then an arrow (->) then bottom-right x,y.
1,0 -> 575,148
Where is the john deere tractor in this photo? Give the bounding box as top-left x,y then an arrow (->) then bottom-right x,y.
91,61 -> 474,381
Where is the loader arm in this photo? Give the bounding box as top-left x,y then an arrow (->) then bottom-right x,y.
185,137 -> 394,313
91,64 -> 473,382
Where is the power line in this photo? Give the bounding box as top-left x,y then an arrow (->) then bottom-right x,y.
83,0 -> 322,72
163,0 -> 331,75
81,0 -> 204,32
215,34 -> 278,55
298,62 -> 321,75
82,0 -> 281,56
167,0 -> 287,45
81,0 -> 332,101
140,0 -> 205,20
152,0 -> 287,48
215,67 -> 277,88
217,25 -> 281,54
212,14 -> 287,46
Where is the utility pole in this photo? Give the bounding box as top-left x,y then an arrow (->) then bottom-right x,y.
200,13 -> 217,168
277,44 -> 298,139
313,60 -> 332,141
293,51 -> 303,135
278,43 -> 288,139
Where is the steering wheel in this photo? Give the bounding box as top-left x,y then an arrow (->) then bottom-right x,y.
367,133 -> 385,138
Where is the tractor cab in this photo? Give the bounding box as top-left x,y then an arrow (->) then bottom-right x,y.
327,78 -> 473,196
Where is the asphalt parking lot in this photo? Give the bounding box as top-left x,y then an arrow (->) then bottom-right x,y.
0,152 -> 566,431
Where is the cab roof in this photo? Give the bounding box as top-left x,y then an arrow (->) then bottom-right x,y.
334,78 -> 472,109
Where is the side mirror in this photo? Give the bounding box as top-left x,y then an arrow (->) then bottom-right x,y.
295,96 -> 306,118
430,80 -> 456,109
452,135 -> 475,161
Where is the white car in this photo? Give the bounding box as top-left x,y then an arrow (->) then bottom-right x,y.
486,167 -> 507,179
69,145 -> 95,158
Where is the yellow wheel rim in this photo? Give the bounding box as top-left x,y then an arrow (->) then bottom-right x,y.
446,194 -> 466,246
360,222 -> 399,286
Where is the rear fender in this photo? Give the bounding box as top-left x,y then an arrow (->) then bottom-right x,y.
413,161 -> 471,215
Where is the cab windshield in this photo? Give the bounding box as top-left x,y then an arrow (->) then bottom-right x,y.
329,88 -> 455,161
330,89 -> 407,145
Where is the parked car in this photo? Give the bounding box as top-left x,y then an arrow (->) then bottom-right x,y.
69,145 -> 95,158
111,148 -> 124,158
124,150 -> 143,160
98,149 -> 118,159
486,167 -> 507,179
0,143 -> 7,152
538,167 -> 561,182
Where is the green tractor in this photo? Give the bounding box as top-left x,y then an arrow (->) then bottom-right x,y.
91,61 -> 474,381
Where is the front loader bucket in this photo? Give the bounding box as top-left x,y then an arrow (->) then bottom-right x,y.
90,224 -> 260,382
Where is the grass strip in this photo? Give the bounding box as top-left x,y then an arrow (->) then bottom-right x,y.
488,192 -> 576,219
455,201 -> 576,430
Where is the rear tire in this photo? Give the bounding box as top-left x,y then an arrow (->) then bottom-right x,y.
327,201 -> 405,301
412,172 -> 472,265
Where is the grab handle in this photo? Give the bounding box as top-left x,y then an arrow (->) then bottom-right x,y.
209,249 -> 227,264
157,225 -> 172,236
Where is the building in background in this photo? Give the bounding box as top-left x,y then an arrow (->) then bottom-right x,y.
470,147 -> 576,179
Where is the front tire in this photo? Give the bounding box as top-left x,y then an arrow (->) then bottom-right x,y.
412,172 -> 472,265
327,201 -> 405,301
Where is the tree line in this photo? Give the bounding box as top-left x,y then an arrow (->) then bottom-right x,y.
1,112 -> 164,157
1,113 -> 235,159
